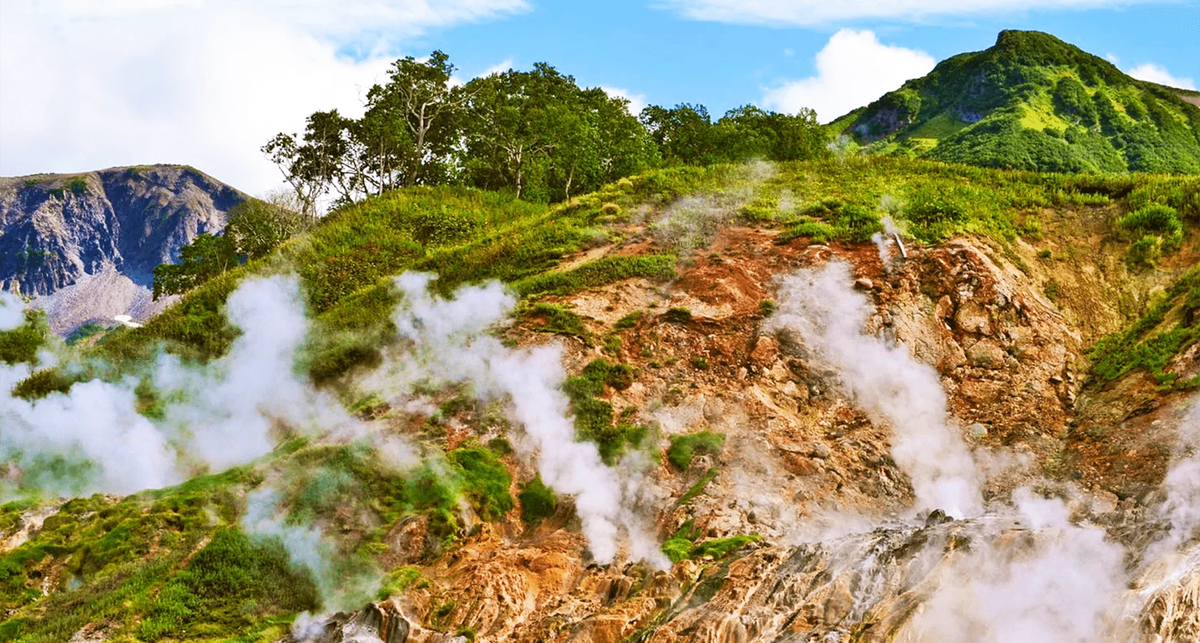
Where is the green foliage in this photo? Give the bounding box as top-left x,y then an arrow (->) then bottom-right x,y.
139,528 -> 319,640
1089,268 -> 1200,389
663,307 -> 693,324
639,103 -> 828,166
10,368 -> 77,400
690,356 -> 709,370
518,476 -> 558,523
0,309 -> 49,365
377,566 -> 424,600
562,359 -> 646,463
66,178 -> 88,195
666,432 -> 726,470
447,448 -> 514,521
1119,204 -> 1185,268
677,467 -> 719,506
152,233 -> 239,300
513,254 -> 676,298
524,302 -> 591,343
614,311 -> 643,330
661,525 -> 761,564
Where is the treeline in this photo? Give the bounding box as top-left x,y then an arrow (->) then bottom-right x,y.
152,52 -> 826,300
265,51 -> 827,213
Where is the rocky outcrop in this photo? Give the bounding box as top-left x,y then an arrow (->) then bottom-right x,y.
0,165 -> 243,332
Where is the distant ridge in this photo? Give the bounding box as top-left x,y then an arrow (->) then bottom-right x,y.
834,30 -> 1200,174
0,165 -> 245,333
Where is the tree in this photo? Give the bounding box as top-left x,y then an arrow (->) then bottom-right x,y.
359,50 -> 463,190
152,234 -> 238,299
261,110 -> 353,217
225,190 -> 307,260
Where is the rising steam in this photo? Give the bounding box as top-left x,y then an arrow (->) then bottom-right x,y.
0,291 -> 24,331
768,261 -> 982,517
370,273 -> 668,568
1,275 -> 345,497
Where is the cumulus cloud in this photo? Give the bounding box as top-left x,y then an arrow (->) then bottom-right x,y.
762,29 -> 935,123
663,0 -> 1165,25
1127,63 -> 1197,90
0,0 -> 528,194
602,87 -> 649,115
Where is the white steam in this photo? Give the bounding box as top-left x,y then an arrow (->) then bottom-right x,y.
0,363 -> 179,495
372,273 -> 667,568
1,275 -> 349,497
871,215 -> 902,271
156,275 -> 354,470
0,291 -> 24,331
1158,398 -> 1200,548
768,261 -> 981,518
902,489 -> 1127,642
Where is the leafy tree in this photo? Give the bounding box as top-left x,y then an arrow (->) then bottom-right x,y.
152,234 -> 238,299
356,51 -> 463,191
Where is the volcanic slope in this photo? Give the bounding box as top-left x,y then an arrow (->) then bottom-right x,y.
2,158 -> 1200,642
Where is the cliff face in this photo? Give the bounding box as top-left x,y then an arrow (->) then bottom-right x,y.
0,165 -> 243,331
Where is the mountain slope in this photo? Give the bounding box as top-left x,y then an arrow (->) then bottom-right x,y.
0,165 -> 244,332
3,158 -> 1200,641
842,30 -> 1200,174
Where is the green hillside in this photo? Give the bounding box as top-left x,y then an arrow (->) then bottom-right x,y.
2,156 -> 1199,641
842,30 -> 1200,174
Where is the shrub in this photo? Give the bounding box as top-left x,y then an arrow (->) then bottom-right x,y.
524,303 -> 591,344
518,476 -> 557,523
0,309 -> 50,365
448,448 -> 513,521
1118,204 -> 1183,238
666,431 -> 726,470
663,307 -> 693,324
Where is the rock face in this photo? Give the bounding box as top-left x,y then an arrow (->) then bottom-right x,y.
0,165 -> 243,332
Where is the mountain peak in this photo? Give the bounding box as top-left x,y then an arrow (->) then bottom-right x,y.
839,30 -> 1200,173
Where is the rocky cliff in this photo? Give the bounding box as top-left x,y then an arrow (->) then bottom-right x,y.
0,165 -> 243,332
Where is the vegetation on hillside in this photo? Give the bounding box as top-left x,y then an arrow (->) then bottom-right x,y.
844,30 -> 1200,174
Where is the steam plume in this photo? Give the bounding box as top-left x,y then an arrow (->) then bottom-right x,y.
0,291 -> 23,331
768,261 -> 981,517
372,273 -> 667,568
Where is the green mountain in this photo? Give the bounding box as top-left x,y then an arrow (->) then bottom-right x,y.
836,30 -> 1200,174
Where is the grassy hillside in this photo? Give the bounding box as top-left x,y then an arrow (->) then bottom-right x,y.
2,158 -> 1198,641
843,30 -> 1200,174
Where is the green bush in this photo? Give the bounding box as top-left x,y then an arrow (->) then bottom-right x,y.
448,448 -> 514,521
524,303 -> 591,344
666,431 -> 726,470
0,309 -> 49,365
518,476 -> 557,523
1118,204 -> 1183,237
139,528 -> 320,640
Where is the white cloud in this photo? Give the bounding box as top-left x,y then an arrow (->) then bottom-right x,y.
662,0 -> 1165,25
0,0 -> 528,194
602,87 -> 648,115
762,29 -> 935,123
1127,63 -> 1197,90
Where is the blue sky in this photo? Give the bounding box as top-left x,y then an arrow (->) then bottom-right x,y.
1,0 -> 1197,194
418,1 -> 1200,118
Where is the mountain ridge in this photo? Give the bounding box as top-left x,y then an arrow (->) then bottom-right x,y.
838,30 -> 1200,173
0,164 -> 244,333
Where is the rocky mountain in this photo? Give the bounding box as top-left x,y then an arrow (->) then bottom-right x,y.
834,30 -> 1200,174
0,165 -> 244,333
1,154 -> 1198,641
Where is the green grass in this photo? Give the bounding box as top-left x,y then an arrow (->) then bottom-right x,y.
1088,268 -> 1200,389
560,359 -> 647,463
523,303 -> 592,344
447,448 -> 514,521
518,476 -> 558,523
0,310 -> 49,366
666,432 -> 726,471
512,254 -> 676,298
